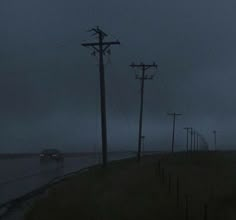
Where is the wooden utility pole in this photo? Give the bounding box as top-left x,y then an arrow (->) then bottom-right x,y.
190,127 -> 193,152
193,130 -> 196,151
213,130 -> 216,151
184,127 -> 191,152
82,26 -> 120,167
141,135 -> 145,156
130,62 -> 157,162
168,113 -> 182,153
196,133 -> 199,151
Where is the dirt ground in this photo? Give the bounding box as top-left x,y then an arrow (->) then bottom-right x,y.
25,151 -> 236,220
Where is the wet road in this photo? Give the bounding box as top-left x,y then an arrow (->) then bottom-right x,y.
0,152 -> 134,206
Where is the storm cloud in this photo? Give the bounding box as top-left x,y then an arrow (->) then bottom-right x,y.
1,0 -> 236,152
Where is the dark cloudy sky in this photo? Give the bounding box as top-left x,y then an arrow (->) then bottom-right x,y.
1,0 -> 236,153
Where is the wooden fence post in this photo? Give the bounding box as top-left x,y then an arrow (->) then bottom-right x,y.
185,195 -> 189,220
204,204 -> 208,220
176,176 -> 180,207
168,173 -> 171,193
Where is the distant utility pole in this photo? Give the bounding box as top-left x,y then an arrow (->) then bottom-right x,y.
184,127 -> 191,152
193,130 -> 196,151
130,62 -> 157,162
197,133 -> 199,151
141,135 -> 145,156
82,26 -> 120,167
213,130 -> 216,151
190,128 -> 193,152
167,113 -> 182,153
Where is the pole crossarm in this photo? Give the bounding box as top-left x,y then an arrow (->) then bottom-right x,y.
82,41 -> 120,47
168,113 -> 182,116
88,27 -> 108,38
130,63 -> 158,70
136,75 -> 154,80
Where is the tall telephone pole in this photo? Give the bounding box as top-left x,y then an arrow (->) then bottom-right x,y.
193,130 -> 196,151
213,130 -> 216,151
190,127 -> 193,152
168,113 -> 182,153
196,133 -> 199,151
130,62 -> 157,162
82,26 -> 120,167
184,127 -> 191,152
141,135 -> 145,156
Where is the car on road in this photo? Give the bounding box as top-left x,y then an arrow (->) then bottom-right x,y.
40,149 -> 64,162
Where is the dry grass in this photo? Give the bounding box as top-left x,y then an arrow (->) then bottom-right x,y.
25,152 -> 236,220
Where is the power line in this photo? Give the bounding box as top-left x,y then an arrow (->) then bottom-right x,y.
130,62 -> 158,162
81,26 -> 120,167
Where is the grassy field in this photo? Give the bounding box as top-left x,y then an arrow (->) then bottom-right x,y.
25,151 -> 236,220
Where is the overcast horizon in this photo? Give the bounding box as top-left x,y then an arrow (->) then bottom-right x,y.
1,0 -> 236,153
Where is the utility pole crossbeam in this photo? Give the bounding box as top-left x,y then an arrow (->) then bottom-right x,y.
82,26 -> 120,167
130,62 -> 157,162
168,113 -> 182,153
184,127 -> 191,152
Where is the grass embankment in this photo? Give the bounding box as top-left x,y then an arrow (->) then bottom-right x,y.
25,152 -> 236,220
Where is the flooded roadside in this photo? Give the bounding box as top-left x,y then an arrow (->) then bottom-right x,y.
0,152 -> 135,219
